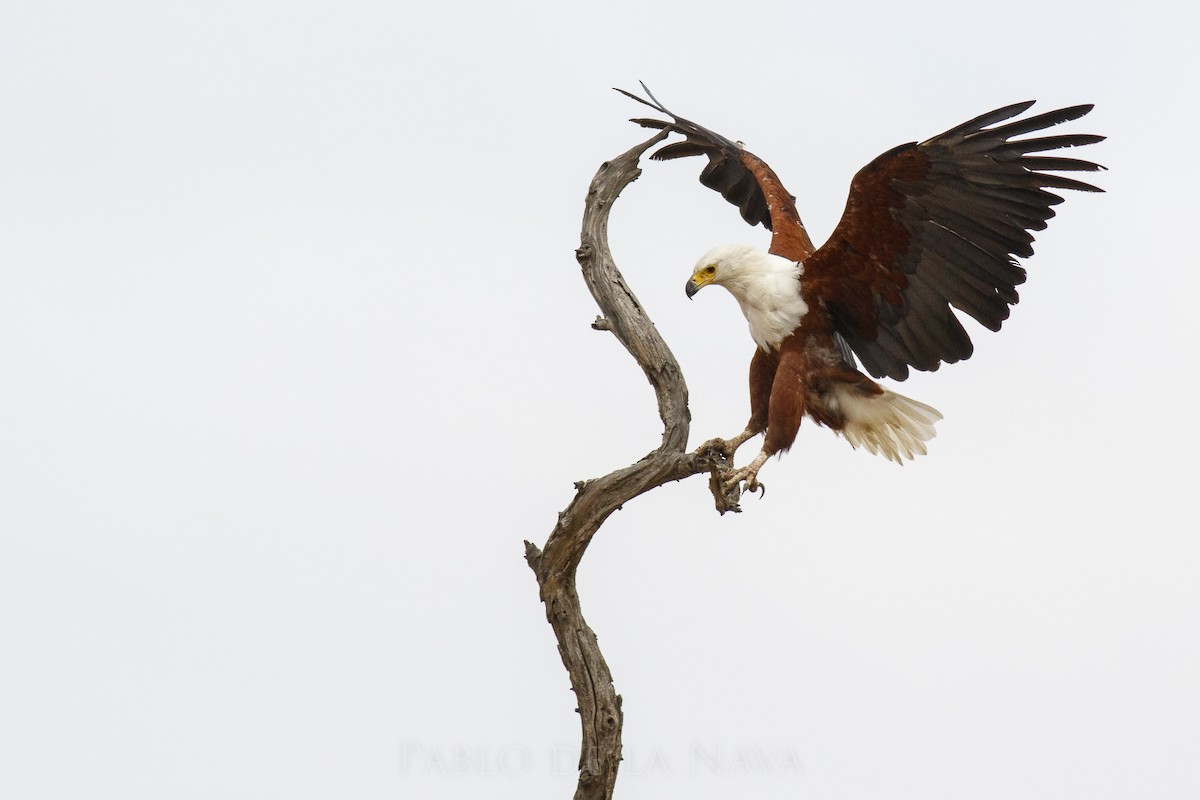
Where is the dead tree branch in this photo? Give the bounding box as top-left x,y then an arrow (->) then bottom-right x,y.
524,134 -> 743,799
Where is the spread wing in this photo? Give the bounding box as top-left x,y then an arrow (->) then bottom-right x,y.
617,84 -> 818,262
801,101 -> 1105,379
620,85 -> 1105,381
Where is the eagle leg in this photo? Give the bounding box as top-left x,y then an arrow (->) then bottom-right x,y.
694,425 -> 762,460
722,450 -> 771,495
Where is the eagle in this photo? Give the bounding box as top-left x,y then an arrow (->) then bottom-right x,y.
620,85 -> 1104,493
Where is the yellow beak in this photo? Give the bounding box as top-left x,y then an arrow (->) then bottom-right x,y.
685,271 -> 714,299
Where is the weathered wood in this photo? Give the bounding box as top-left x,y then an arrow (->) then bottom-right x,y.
524,134 -> 743,799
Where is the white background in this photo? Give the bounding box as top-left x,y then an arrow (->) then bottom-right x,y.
2,1 -> 1197,798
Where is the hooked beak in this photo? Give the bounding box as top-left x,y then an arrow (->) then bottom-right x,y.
685,270 -> 714,299
691,267 -> 715,298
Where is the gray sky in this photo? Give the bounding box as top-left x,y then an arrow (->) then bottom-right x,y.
2,1 -> 1197,798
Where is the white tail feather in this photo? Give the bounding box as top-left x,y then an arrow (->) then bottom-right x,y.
833,386 -> 943,464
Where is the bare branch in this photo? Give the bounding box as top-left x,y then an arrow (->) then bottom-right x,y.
526,133 -> 743,799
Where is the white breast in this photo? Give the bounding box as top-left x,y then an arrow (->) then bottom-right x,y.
717,249 -> 807,351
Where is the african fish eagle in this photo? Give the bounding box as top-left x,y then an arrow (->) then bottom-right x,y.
620,85 -> 1104,493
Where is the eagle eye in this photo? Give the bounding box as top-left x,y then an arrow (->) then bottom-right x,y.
705,265 -> 717,274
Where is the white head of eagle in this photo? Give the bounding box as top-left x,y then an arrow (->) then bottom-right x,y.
686,243 -> 808,352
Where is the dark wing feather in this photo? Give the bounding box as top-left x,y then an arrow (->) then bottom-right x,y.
617,84 -> 817,260
801,102 -> 1104,380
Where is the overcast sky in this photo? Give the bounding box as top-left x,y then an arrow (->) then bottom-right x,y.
2,1 -> 1198,798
